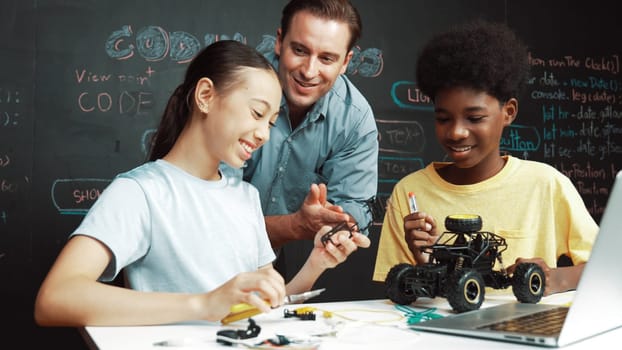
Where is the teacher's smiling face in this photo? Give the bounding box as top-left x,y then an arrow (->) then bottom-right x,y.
274,10 -> 353,120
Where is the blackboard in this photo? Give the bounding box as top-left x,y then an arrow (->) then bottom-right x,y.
505,1 -> 622,222
1,1 -> 620,348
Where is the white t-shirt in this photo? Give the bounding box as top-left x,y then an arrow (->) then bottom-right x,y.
71,159 -> 275,293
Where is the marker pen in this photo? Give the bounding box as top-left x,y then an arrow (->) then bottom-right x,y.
408,192 -> 418,213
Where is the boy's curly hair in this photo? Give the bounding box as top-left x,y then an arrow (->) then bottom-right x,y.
415,20 -> 530,103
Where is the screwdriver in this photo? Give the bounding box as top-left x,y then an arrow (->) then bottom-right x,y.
221,288 -> 326,324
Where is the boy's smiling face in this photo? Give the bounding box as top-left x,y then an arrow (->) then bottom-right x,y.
433,86 -> 516,183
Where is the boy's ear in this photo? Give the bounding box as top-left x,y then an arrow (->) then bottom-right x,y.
503,98 -> 519,126
194,77 -> 215,112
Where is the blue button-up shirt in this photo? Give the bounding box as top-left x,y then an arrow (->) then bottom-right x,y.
242,52 -> 379,233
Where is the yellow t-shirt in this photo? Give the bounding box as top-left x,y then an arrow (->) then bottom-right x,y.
373,156 -> 598,282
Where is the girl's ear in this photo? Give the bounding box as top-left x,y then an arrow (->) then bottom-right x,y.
194,77 -> 215,114
503,98 -> 518,126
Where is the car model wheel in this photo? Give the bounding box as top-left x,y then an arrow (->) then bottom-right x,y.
512,262 -> 545,303
445,214 -> 482,233
447,268 -> 485,312
385,263 -> 418,305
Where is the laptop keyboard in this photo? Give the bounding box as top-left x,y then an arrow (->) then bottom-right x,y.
479,307 -> 569,336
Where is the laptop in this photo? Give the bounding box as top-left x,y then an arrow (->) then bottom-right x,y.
410,170 -> 622,347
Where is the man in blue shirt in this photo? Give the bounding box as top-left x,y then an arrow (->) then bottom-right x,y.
242,0 -> 379,276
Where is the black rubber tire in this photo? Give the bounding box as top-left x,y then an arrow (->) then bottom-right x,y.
445,214 -> 482,233
447,268 -> 485,312
512,262 -> 545,303
385,263 -> 418,305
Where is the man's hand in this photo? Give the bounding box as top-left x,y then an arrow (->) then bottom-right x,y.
295,183 -> 352,240
265,184 -> 352,248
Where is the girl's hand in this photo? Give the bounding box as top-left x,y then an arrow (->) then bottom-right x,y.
307,225 -> 371,270
202,266 -> 286,321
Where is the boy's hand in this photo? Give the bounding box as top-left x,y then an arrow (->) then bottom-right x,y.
403,211 -> 438,264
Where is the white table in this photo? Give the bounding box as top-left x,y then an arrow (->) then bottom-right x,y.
82,291 -> 621,349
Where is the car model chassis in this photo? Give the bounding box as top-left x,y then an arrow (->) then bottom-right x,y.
385,214 -> 545,313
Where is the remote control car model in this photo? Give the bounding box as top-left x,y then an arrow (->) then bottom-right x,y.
385,214 -> 545,313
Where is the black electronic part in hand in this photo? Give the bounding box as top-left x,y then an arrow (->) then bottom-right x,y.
320,221 -> 355,247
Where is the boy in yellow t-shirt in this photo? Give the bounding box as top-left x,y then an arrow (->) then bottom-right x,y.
373,21 -> 598,296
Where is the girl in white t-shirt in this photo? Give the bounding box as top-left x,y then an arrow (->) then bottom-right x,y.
35,40 -> 370,327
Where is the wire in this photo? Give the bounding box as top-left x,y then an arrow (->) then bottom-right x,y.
309,307 -> 405,324
394,305 -> 444,324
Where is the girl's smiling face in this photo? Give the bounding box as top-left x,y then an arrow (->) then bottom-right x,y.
202,67 -> 282,169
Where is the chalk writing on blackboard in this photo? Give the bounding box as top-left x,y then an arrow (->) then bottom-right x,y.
0,82 -> 30,232
103,25 -> 384,78
75,67 -> 154,85
379,155 -> 424,182
557,161 -> 617,218
0,86 -> 23,127
500,124 -> 540,158
346,47 -> 384,77
74,66 -> 156,116
105,25 -> 242,63
51,178 -> 111,215
0,153 -> 8,168
0,152 -> 26,194
376,118 -> 426,214
77,90 -> 154,115
0,87 -> 20,102
1,112 -> 20,127
524,52 -> 622,220
0,178 -> 19,193
528,53 -> 620,75
376,119 -> 426,155
390,81 -> 434,111
0,175 -> 29,227
141,128 -> 156,155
